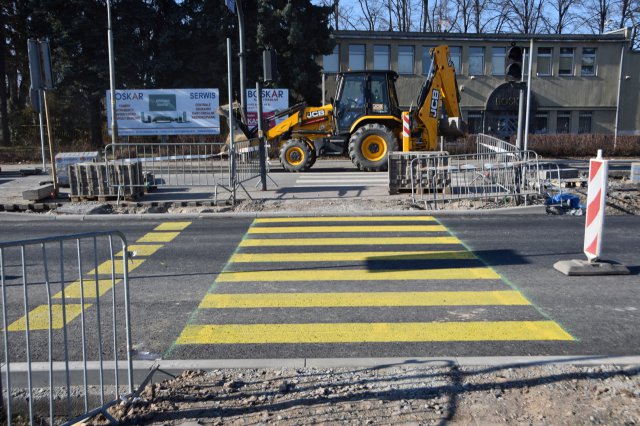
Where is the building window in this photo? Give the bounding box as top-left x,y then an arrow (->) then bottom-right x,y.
581,48 -> 597,76
559,48 -> 575,76
537,47 -> 553,76
323,45 -> 339,73
467,111 -> 483,134
469,47 -> 485,75
373,45 -> 389,70
491,47 -> 505,76
348,44 -> 365,71
450,46 -> 462,73
422,46 -> 435,74
557,111 -> 571,133
578,111 -> 592,133
398,45 -> 414,74
535,113 -> 548,134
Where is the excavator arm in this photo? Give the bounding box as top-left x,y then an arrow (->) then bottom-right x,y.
409,45 -> 466,151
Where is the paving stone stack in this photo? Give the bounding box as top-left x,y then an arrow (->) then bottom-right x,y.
70,162 -> 144,199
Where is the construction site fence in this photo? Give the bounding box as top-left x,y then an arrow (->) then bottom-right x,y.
410,150 -> 543,209
104,140 -> 264,196
0,231 -> 134,425
104,142 -> 231,188
233,138 -> 265,184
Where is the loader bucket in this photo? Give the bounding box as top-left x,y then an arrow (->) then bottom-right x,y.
217,103 -> 255,145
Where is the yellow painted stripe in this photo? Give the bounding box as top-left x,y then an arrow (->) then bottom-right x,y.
240,237 -> 461,247
154,222 -> 192,231
255,216 -> 436,223
248,225 -> 446,234
137,232 -> 180,243
176,321 -> 573,344
87,259 -> 145,275
7,304 -> 89,331
115,244 -> 163,258
230,251 -> 475,263
216,267 -> 499,282
200,291 -> 529,308
53,279 -> 121,299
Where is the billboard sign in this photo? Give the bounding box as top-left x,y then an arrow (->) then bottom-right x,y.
106,89 -> 220,136
246,88 -> 289,129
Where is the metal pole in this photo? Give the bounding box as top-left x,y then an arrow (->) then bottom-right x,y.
322,73 -> 326,105
236,0 -> 247,122
524,38 -> 534,152
614,43 -> 625,149
107,0 -> 118,145
516,54 -> 526,149
38,91 -> 47,171
256,81 -> 267,191
227,39 -> 236,203
43,91 -> 58,192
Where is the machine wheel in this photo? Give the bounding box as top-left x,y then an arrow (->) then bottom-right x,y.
348,123 -> 397,172
279,139 -> 314,172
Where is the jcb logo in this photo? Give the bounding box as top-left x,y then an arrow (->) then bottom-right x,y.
430,89 -> 440,118
306,110 -> 326,119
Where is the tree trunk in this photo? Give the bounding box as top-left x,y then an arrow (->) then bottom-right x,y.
89,95 -> 103,148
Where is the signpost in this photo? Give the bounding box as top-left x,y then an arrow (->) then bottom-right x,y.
105,89 -> 220,136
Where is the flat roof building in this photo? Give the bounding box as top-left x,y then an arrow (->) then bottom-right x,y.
320,30 -> 640,137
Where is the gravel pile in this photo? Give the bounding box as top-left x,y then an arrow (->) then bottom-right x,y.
88,363 -> 640,425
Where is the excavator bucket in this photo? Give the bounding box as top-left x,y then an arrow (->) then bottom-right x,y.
438,117 -> 468,141
217,103 -> 255,145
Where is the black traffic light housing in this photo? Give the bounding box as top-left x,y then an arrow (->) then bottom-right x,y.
505,44 -> 523,82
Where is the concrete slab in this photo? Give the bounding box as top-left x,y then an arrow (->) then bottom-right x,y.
553,259 -> 631,276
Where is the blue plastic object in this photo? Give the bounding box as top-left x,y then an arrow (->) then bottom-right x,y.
545,193 -> 582,209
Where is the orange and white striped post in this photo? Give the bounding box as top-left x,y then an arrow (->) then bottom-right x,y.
402,111 -> 411,152
583,149 -> 608,262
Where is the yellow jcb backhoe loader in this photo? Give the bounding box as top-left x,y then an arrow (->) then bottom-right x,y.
251,45 -> 466,172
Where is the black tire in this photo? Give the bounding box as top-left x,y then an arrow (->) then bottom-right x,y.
279,139 -> 314,172
307,149 -> 317,169
348,123 -> 398,172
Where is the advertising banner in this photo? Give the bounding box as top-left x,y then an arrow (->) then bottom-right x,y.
106,89 -> 220,136
246,88 -> 289,129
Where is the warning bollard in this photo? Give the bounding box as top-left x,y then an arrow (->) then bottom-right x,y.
583,149 -> 607,261
553,150 -> 629,276
402,111 -> 411,152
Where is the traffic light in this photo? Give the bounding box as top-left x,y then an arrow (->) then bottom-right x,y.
505,45 -> 523,82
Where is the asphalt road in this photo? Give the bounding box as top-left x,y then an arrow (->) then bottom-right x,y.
0,214 -> 638,362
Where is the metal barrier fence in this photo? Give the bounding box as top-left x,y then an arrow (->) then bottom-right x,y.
475,133 -> 520,156
233,139 -> 264,184
105,141 -> 264,202
0,231 -> 133,425
105,142 -> 230,188
410,150 -> 542,208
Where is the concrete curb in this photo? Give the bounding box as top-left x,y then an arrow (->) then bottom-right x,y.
0,205 -> 547,221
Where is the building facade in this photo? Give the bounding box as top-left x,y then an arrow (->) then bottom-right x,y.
321,30 -> 640,137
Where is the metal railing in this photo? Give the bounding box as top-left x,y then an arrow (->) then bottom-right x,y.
410,150 -> 542,208
0,231 -> 133,425
105,142 -> 230,188
233,138 -> 264,184
475,133 -> 520,156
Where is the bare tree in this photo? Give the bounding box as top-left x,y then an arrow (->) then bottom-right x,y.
356,0 -> 387,30
544,0 -> 582,33
502,0 -> 546,33
581,0 -> 613,33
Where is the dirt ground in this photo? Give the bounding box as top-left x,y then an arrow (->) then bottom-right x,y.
87,363 -> 640,425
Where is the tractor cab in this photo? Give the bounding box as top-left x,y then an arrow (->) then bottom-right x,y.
333,71 -> 401,133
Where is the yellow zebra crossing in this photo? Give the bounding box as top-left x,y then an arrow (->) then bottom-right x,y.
174,216 -> 573,347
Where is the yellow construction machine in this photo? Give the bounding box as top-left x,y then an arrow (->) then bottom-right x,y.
260,45 -> 466,172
